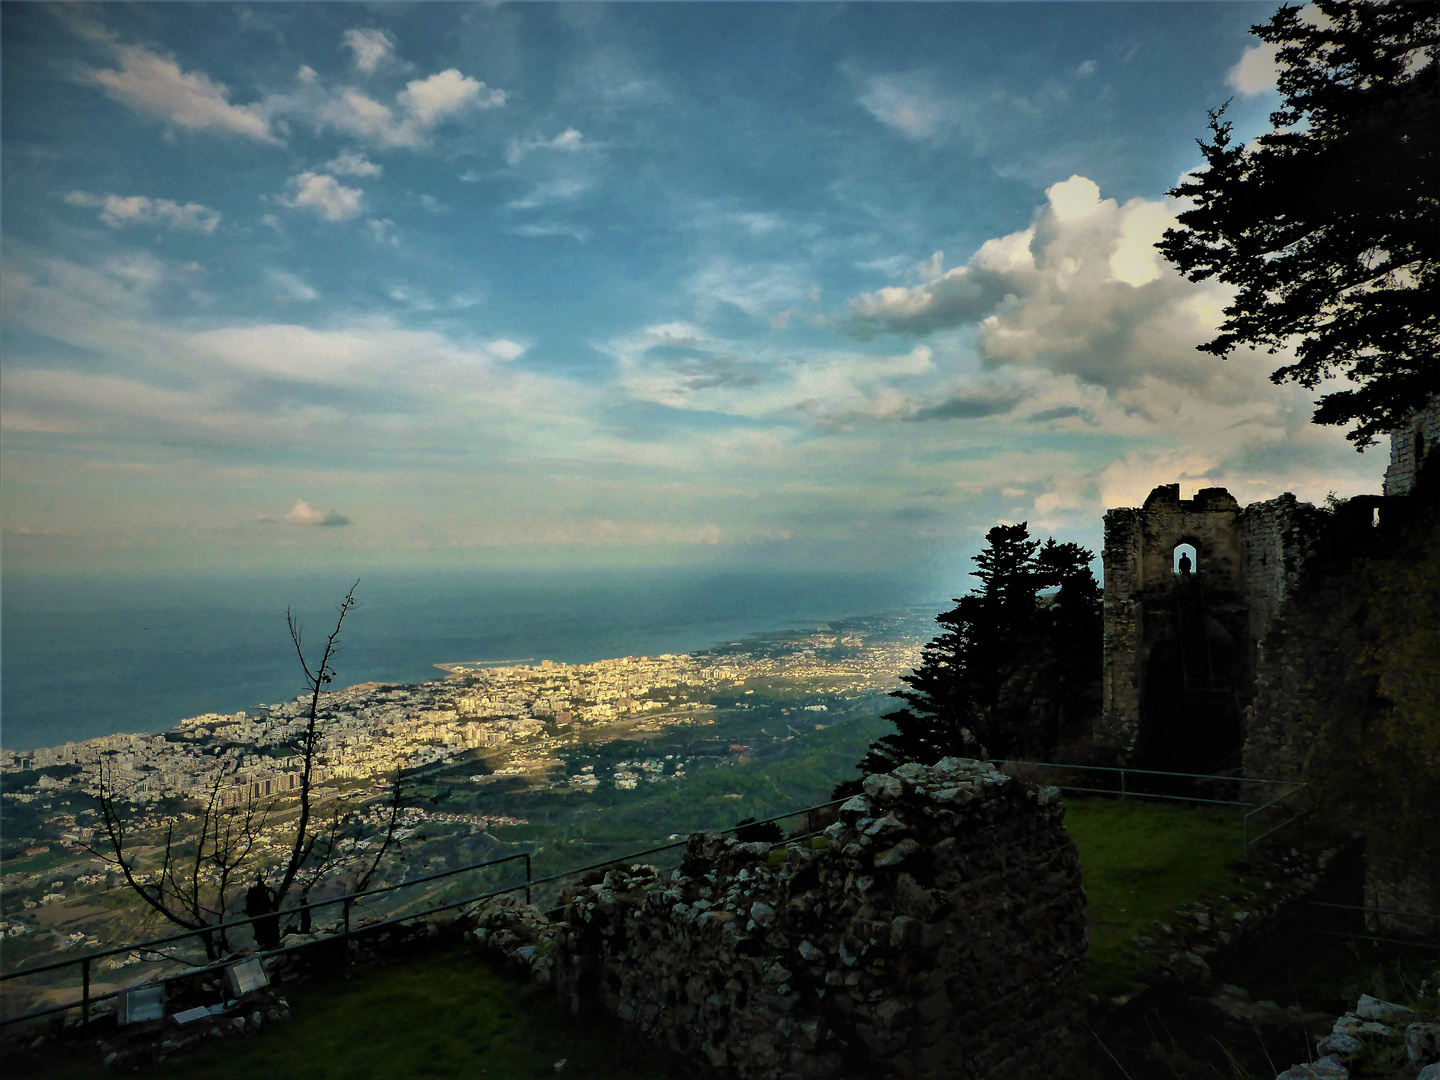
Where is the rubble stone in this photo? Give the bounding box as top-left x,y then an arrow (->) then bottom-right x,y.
471,759 -> 1089,1079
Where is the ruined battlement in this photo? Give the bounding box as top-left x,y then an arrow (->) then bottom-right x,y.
1099,485 -> 1311,771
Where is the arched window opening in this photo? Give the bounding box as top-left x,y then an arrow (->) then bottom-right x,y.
1173,543 -> 1197,576
1417,429 -> 1427,464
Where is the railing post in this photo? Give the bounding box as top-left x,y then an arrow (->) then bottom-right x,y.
1120,768 -> 1127,801
82,956 -> 91,1025
524,853 -> 532,906
1243,811 -> 1250,863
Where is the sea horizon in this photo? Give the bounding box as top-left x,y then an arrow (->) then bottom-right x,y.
1,566 -> 945,753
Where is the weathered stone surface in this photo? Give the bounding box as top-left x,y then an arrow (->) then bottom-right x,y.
1381,395 -> 1440,498
1408,1022 -> 1440,1066
1099,482 -> 1310,764
1272,991 -> 1440,1080
469,759 -> 1089,1080
1355,994 -> 1418,1024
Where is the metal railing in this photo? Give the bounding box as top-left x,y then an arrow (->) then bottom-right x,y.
994,759 -> 1308,861
1303,901 -> 1440,951
0,796 -> 846,1031
0,766 -> 1317,1031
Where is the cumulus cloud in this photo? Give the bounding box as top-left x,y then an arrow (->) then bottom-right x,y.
1227,43 -> 1281,95
342,28 -> 395,74
64,191 -> 221,233
276,67 -> 505,149
84,42 -> 277,143
850,228 -> 1036,337
1226,5 -> 1331,95
401,69 -> 502,127
282,499 -> 350,527
847,174 -> 1275,413
279,172 -> 364,221
324,150 -> 382,177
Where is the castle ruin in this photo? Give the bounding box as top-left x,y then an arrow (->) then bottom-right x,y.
1098,394 -> 1438,774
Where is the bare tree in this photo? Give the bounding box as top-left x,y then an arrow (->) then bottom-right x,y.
91,761 -> 266,960
88,582 -> 407,959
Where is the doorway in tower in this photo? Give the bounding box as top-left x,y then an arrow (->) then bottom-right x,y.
1134,600 -> 1244,775
1173,543 -> 1197,577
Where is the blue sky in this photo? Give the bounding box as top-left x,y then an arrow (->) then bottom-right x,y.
1,2 -> 1387,580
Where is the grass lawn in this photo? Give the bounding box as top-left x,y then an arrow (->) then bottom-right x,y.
1064,797 -> 1252,997
31,946 -> 677,1080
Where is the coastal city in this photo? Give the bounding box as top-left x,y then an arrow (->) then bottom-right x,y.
0,611 -> 927,967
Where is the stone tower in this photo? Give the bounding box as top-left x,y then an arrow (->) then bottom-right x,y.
1099,484 -> 1308,771
1382,393 -> 1440,498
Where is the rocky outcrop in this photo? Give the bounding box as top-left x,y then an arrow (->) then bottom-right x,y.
1275,993 -> 1440,1080
468,758 -> 1089,1080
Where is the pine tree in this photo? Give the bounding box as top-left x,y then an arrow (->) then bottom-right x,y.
844,524 -> 1102,788
1158,0 -> 1438,448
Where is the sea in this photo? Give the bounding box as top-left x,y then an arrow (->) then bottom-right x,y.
0,568 -> 946,753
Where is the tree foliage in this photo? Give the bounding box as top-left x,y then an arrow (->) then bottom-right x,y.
853,523 -> 1102,781
1159,0 -> 1438,448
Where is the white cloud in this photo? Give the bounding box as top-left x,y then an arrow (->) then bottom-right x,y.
264,269 -> 319,303
843,173 -> 1333,420
85,42 -> 277,143
366,218 -> 398,244
1226,5 -> 1331,96
688,258 -> 816,319
280,172 -> 364,221
64,191 -> 221,233
510,222 -> 590,241
849,227 -> 1037,335
1227,42 -> 1281,95
342,28 -> 395,75
505,177 -> 592,210
505,128 -> 586,165
282,499 -> 350,527
276,68 -> 505,149
324,150 -> 382,178
399,69 -> 504,127
1107,200 -> 1171,287
1076,60 -> 1097,77
858,74 -> 942,139
608,319 -> 977,429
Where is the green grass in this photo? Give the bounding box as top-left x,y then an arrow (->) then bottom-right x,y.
1064,797 -> 1251,997
27,946 -> 677,1080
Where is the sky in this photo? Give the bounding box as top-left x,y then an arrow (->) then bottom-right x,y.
0,1 -> 1391,582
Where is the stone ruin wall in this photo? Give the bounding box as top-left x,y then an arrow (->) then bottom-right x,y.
468,759 -> 1090,1080
1098,483 -> 1313,769
1382,393 -> 1440,498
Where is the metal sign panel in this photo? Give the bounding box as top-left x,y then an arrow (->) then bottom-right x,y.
225,957 -> 269,997
120,986 -> 165,1025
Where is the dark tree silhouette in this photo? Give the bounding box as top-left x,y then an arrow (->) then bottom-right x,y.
1158,0 -> 1438,448
848,523 -> 1102,787
843,525 -> 1103,788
